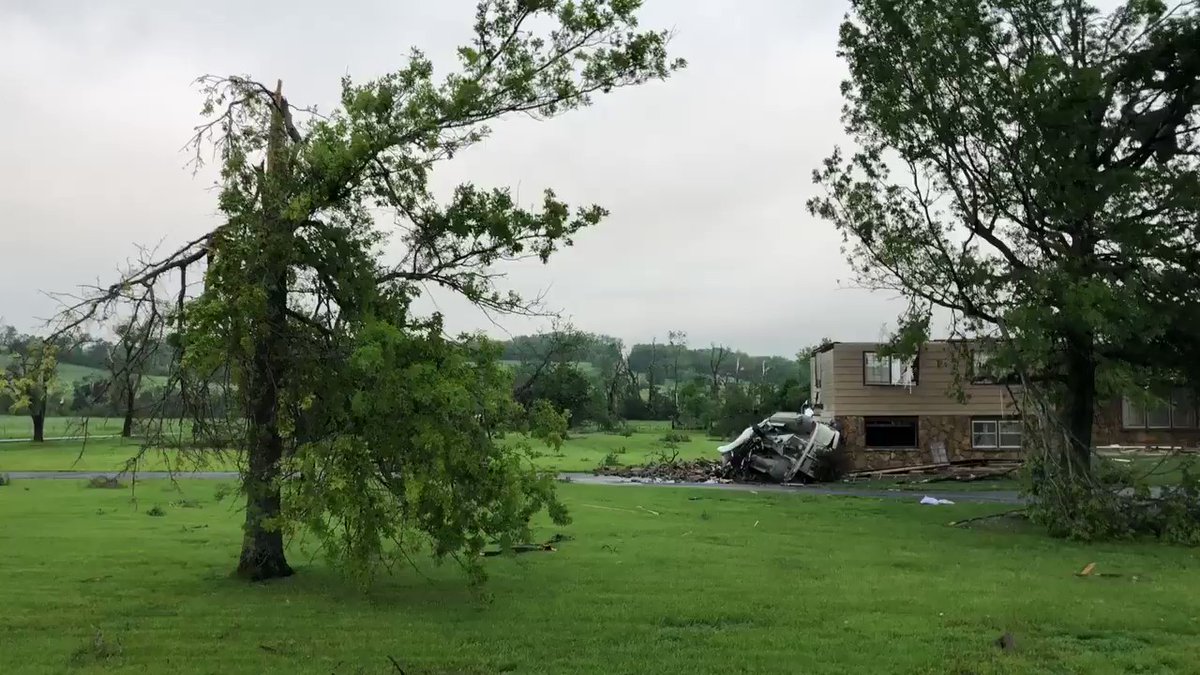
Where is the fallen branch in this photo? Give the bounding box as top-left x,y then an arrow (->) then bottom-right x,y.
947,508 -> 1026,527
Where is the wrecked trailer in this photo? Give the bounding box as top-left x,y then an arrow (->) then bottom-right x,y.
717,410 -> 843,483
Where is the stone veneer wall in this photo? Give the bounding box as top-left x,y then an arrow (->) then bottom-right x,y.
838,399 -> 1200,471
837,415 -> 1023,471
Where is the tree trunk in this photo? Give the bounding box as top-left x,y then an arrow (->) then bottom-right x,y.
1062,327 -> 1097,476
31,411 -> 45,443
235,80 -> 294,582
121,386 -> 135,438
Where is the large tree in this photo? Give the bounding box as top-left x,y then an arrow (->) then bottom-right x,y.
59,0 -> 682,582
809,0 -> 1200,490
1,335 -> 57,442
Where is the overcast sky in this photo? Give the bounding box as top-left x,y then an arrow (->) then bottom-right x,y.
0,0 -> 910,356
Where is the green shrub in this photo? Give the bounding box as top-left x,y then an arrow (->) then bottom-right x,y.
660,431 -> 691,443
146,505 -> 166,517
598,451 -> 621,468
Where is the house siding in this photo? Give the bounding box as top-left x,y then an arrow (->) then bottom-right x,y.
823,342 -> 1019,417
814,340 -> 1198,471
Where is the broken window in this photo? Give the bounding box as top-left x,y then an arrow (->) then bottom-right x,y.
1122,390 -> 1198,429
970,349 -> 1020,384
863,351 -> 917,386
972,419 -> 1022,449
864,417 -> 919,448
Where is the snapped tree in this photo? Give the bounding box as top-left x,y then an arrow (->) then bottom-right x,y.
57,0 -> 683,582
809,0 -> 1200,531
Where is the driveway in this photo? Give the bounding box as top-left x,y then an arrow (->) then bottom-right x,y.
6,470 -> 1024,505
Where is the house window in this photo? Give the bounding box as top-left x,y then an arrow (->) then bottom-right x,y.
1122,390 -> 1198,430
972,419 -> 1022,449
863,351 -> 917,386
970,349 -> 1019,384
864,417 -> 919,448
813,356 -> 822,389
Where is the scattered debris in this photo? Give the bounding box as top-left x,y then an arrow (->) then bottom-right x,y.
847,458 -> 1022,483
1078,562 -> 1097,577
481,533 -> 571,557
948,508 -> 1026,527
995,632 -> 1017,652
919,496 -> 955,505
594,458 -> 729,482
86,476 -> 123,489
637,506 -> 661,516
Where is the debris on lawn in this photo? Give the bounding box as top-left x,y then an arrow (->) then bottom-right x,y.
86,476 -> 123,489
919,496 -> 956,505
481,533 -> 572,557
995,632 -> 1017,652
593,458 -> 730,483
1078,562 -> 1097,577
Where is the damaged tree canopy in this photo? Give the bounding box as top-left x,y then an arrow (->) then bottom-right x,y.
53,0 -> 684,585
809,1 -> 1200,481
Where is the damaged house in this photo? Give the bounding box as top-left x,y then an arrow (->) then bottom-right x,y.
810,341 -> 1200,471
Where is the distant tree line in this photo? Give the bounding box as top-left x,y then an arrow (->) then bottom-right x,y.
3,319 -> 817,441
503,327 -> 818,437
0,322 -> 176,439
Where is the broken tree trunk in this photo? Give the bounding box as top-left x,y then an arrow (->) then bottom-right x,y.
234,80 -> 295,582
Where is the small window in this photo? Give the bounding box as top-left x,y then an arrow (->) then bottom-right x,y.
864,417 -> 919,448
972,420 -> 997,448
1122,397 -> 1146,428
1123,390 -> 1198,430
813,356 -> 823,389
863,351 -> 917,386
970,349 -> 1019,384
999,420 -> 1022,448
972,418 -> 1022,450
1173,391 -> 1197,429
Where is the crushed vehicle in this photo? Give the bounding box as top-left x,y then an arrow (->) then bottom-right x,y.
716,408 -> 843,483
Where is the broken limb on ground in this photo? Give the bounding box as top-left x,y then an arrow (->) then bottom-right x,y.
595,411 -> 848,485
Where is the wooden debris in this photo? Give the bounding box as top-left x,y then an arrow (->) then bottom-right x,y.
1078,562 -> 1097,577
847,458 -> 1023,482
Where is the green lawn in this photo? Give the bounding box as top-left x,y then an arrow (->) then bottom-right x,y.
1,480 -> 1198,673
0,417 -> 717,474
0,415 -> 128,440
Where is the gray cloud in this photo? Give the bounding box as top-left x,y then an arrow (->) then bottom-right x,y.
0,0 -> 905,354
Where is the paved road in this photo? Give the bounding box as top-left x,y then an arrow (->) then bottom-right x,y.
6,470 -> 1024,504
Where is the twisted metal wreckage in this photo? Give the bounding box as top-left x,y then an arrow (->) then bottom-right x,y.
717,409 -> 844,483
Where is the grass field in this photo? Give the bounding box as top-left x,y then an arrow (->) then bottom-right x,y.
1,479 -> 1199,673
0,416 -> 715,474
0,415 -> 127,440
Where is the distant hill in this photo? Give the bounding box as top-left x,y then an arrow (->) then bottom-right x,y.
0,354 -> 165,388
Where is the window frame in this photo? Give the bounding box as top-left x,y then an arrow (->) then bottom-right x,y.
862,351 -> 919,387
863,416 -> 920,450
1122,390 -> 1199,430
971,417 -> 1022,450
